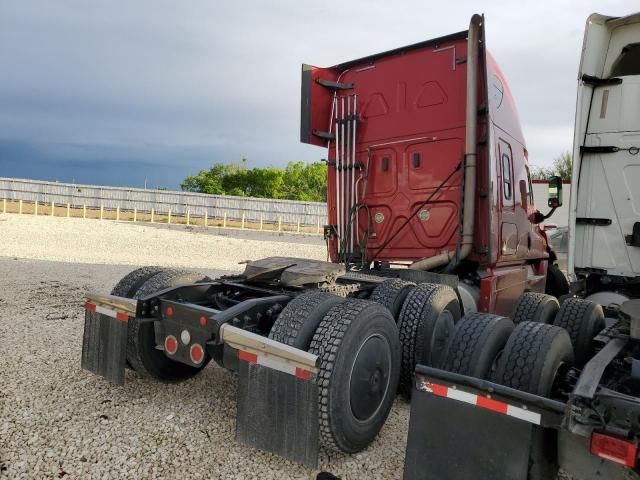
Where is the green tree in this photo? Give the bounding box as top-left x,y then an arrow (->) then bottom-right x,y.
529,165 -> 554,181
181,163 -> 226,194
180,160 -> 327,201
529,151 -> 573,181
552,151 -> 572,180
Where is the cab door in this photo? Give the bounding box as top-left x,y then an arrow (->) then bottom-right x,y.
498,139 -> 518,261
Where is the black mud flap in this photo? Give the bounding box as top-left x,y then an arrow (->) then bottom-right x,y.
81,310 -> 128,385
236,359 -> 319,467
404,376 -> 534,480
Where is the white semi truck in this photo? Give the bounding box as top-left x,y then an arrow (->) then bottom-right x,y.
569,12 -> 640,305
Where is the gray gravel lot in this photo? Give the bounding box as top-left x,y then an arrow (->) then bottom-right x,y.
0,214 -> 572,479
0,215 -> 326,270
0,215 -> 408,480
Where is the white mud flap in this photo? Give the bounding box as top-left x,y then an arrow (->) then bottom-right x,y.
221,325 -> 320,467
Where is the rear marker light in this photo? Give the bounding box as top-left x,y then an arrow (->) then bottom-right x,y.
591,432 -> 638,468
180,330 -> 191,345
199,315 -> 207,327
166,307 -> 174,317
190,344 -> 204,364
164,335 -> 178,355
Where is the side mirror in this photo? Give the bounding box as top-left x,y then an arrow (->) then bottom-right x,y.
548,176 -> 563,208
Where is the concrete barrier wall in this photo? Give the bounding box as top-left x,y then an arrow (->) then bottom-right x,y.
0,177 -> 328,226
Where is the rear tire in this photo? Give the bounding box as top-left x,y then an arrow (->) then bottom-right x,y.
111,266 -> 165,298
397,283 -> 461,396
545,263 -> 569,298
127,269 -> 212,381
492,322 -> 574,480
111,266 -> 166,369
553,298 -> 604,366
511,292 -> 559,325
441,313 -> 514,379
268,291 -> 343,350
309,299 -> 400,453
369,279 -> 416,321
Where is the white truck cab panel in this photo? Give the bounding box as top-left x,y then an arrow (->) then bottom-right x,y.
570,12 -> 640,279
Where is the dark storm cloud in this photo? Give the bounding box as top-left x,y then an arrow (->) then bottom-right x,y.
0,0 -> 638,187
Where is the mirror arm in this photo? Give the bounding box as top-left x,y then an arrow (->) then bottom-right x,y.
542,207 -> 557,221
532,207 -> 557,225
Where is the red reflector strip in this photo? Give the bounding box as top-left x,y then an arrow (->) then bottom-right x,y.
84,302 -> 129,323
429,383 -> 449,397
237,349 -> 313,381
417,380 -> 541,425
295,367 -> 312,380
591,432 -> 638,468
477,395 -> 509,414
238,350 -> 258,364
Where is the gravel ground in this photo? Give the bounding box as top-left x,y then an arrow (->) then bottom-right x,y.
0,215 -> 326,270
0,213 -> 571,479
0,214 -> 408,479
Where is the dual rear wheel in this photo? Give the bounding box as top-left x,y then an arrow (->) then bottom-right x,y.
269,280 -> 464,453
442,295 -> 605,480
111,266 -> 212,381
271,291 -> 401,453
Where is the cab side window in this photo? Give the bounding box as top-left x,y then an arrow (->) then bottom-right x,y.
502,153 -> 512,200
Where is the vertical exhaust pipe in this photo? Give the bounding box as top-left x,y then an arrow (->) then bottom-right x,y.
351,95 -> 357,254
410,14 -> 481,271
334,95 -> 341,244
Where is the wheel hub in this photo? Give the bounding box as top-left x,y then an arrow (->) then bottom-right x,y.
349,334 -> 392,422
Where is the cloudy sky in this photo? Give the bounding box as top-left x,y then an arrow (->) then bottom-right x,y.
0,1 -> 637,188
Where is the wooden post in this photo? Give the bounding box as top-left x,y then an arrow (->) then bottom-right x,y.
151,208 -> 154,223
204,211 -> 208,227
19,199 -> 23,214
278,215 -> 282,232
2,198 -> 5,214
317,217 -> 321,234
241,213 -> 245,229
34,200 -> 38,216
133,208 -> 137,222
100,204 -> 104,220
168,209 -> 171,224
66,203 -> 70,217
186,209 -> 190,225
259,214 -> 263,231
116,206 -> 120,221
223,212 -> 227,228
297,219 -> 301,233
83,204 -> 87,219
51,201 -> 54,216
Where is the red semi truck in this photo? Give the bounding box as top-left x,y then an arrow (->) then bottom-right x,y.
82,14 -> 569,468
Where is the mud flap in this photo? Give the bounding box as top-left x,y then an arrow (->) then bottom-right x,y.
403,370 -> 549,480
236,359 -> 319,467
81,310 -> 128,385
